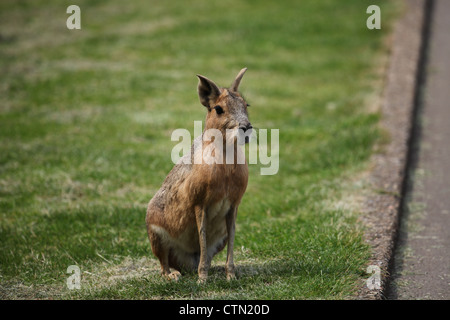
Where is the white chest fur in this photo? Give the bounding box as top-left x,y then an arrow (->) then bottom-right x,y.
205,198 -> 231,256
207,198 -> 231,221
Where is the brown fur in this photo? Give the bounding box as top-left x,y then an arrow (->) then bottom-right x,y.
146,68 -> 251,282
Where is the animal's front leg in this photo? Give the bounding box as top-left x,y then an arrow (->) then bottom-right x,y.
225,206 -> 237,280
195,205 -> 209,283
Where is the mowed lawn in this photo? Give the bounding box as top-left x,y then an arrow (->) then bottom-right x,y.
0,0 -> 398,299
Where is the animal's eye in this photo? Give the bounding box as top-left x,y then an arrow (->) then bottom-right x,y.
246,103 -> 250,107
214,106 -> 224,115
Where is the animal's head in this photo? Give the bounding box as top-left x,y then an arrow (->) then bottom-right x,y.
197,68 -> 252,143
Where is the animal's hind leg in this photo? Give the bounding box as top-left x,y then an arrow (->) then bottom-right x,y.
148,227 -> 181,281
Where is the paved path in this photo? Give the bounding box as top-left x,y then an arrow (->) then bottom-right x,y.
388,0 -> 450,299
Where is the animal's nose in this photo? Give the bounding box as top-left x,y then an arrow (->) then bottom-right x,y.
239,123 -> 253,132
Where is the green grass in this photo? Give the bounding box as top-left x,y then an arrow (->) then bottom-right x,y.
0,0 -> 399,299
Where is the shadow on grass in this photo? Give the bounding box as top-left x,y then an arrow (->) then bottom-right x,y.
69,256 -> 362,299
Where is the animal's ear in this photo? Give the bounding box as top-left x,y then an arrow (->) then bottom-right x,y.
197,75 -> 221,108
230,67 -> 247,92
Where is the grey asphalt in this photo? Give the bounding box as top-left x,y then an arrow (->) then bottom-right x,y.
387,0 -> 450,299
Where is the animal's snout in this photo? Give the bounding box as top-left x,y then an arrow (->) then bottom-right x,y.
238,123 -> 253,144
239,123 -> 253,133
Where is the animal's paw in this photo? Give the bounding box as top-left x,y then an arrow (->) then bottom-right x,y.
197,275 -> 208,284
226,272 -> 236,281
226,265 -> 236,281
167,271 -> 181,281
